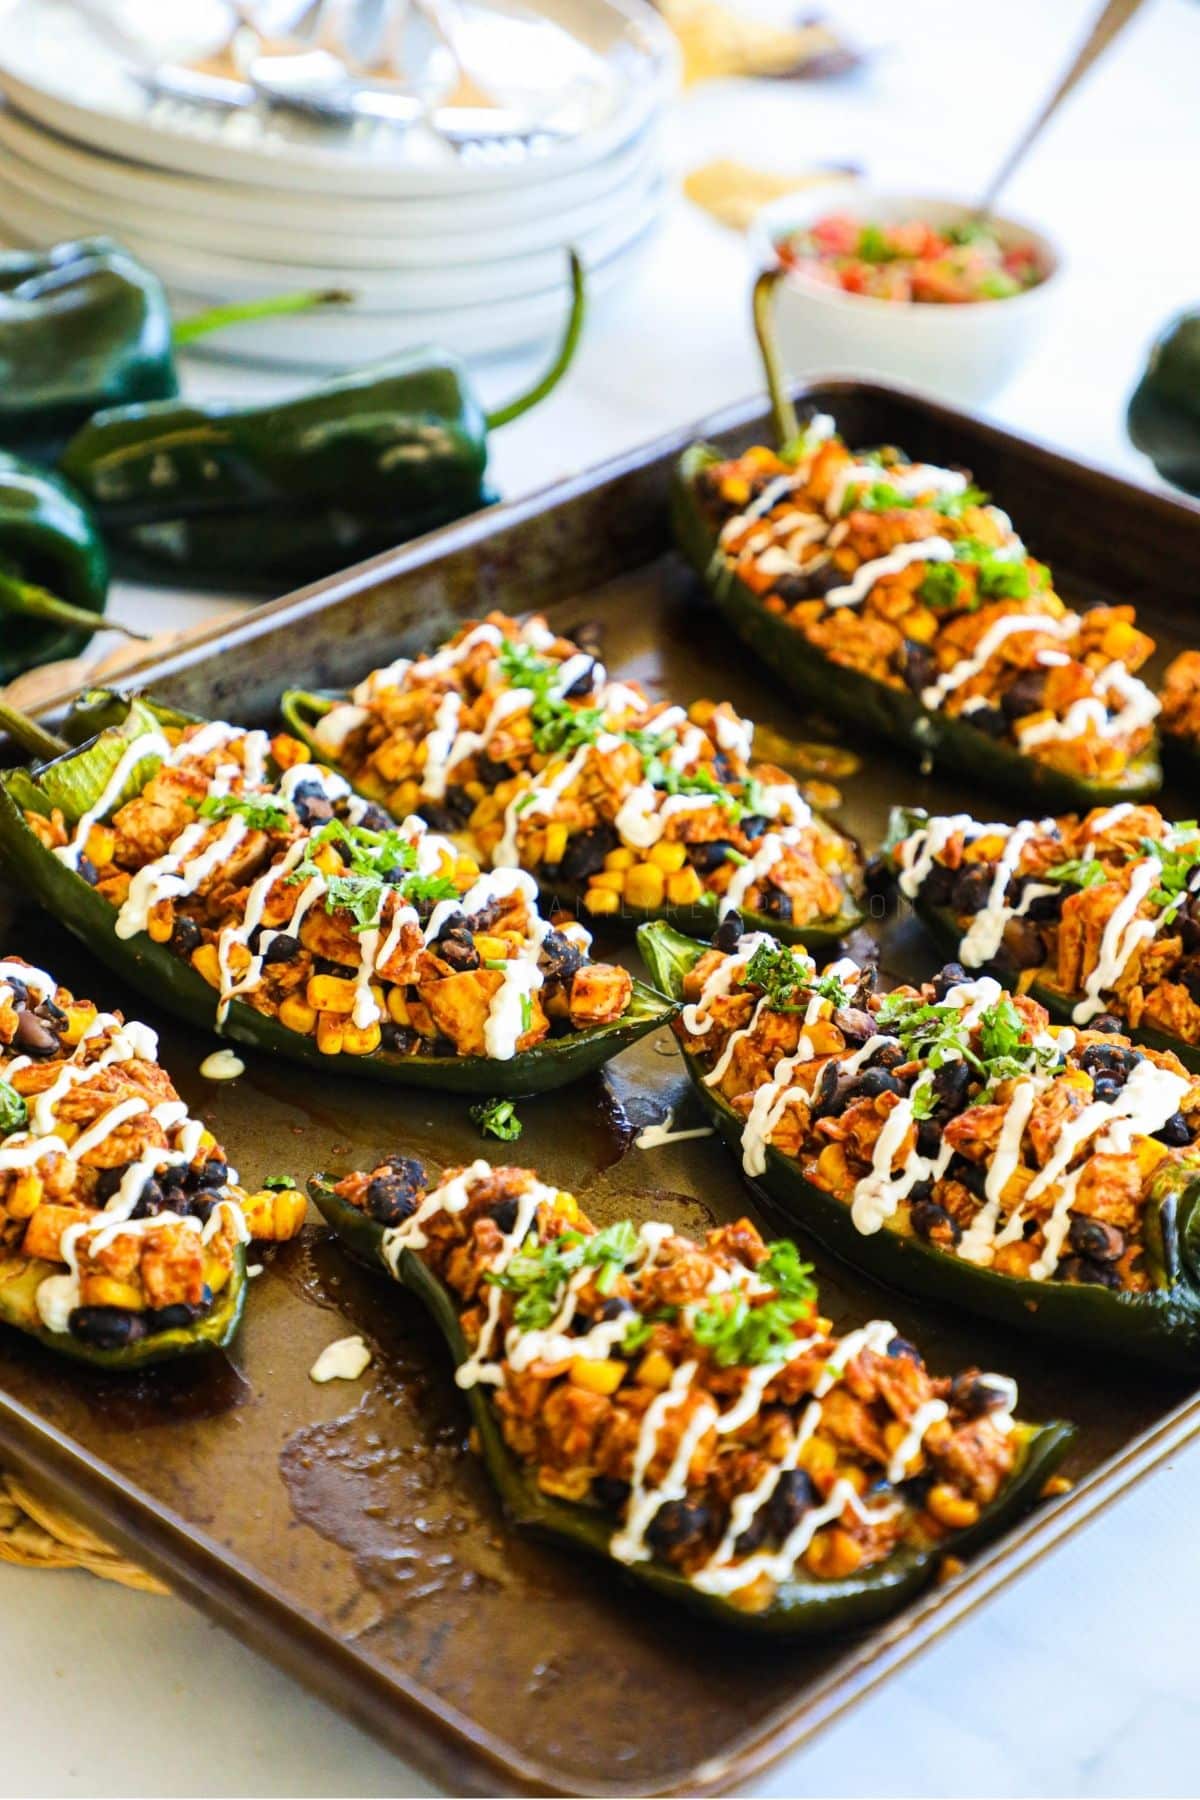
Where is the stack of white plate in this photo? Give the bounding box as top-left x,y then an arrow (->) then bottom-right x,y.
0,0 -> 677,366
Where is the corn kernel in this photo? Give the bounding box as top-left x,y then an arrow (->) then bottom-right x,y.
270,733 -> 308,771
804,1527 -> 864,1579
386,989 -> 410,1026
537,1465 -> 593,1502
543,822 -> 569,865
86,1276 -> 143,1311
665,867 -> 704,906
8,1172 -> 42,1219
454,855 -> 480,881
278,995 -> 318,1035
721,475 -> 751,505
314,844 -> 343,877
569,1358 -> 626,1396
191,944 -> 221,987
798,1435 -> 837,1476
926,1484 -> 980,1530
474,934 -> 508,962
625,863 -> 666,911
84,824 -> 115,868
316,1013 -> 345,1055
591,869 -> 626,893
1136,1137 -> 1169,1175
205,1257 -> 231,1294
815,1142 -> 850,1189
242,1186 -> 308,1241
583,887 -> 621,916
307,973 -> 359,1012
147,900 -> 174,944
342,1021 -> 382,1056
603,847 -> 636,871
635,1349 -> 674,1390
62,1001 -> 98,1046
648,840 -> 687,873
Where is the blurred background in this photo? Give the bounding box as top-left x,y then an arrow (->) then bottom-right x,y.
0,0 -> 1194,687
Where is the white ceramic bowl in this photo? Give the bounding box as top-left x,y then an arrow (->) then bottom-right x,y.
750,186 -> 1062,407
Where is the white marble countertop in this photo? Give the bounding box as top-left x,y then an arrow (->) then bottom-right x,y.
4,0 -> 1199,1794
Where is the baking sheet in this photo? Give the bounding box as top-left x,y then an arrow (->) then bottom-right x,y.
1,381 -> 1198,1796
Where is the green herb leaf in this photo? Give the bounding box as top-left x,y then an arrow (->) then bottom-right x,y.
0,1077 -> 28,1135
1042,856 -> 1108,889
469,1097 -> 523,1142
198,792 -> 291,831
919,563 -> 966,611
261,1174 -> 297,1191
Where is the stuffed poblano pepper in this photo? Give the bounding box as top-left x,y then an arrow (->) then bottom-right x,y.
280,611 -> 863,949
0,691 -> 671,1095
883,804 -> 1200,1073
669,270 -> 1162,809
57,255 -> 585,589
1127,309 -> 1200,499
639,917 -> 1200,1368
0,235 -> 347,462
1158,652 -> 1200,786
0,954 -> 306,1367
311,1154 -> 1071,1632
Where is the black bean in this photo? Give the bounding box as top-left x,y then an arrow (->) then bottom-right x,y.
76,854 -> 100,886
433,911 -> 466,943
559,824 -> 618,884
1155,1111 -> 1193,1148
950,1372 -> 1013,1416
907,1177 -> 935,1206
1068,1215 -> 1124,1262
438,933 -> 480,973
916,1120 -> 942,1158
810,1060 -> 843,1119
646,1499 -> 710,1555
68,1306 -> 146,1349
146,1301 -> 207,1333
739,814 -> 769,841
688,839 -> 739,872
538,929 -> 584,983
474,755 -> 511,791
950,865 -> 993,915
131,1177 -> 164,1219
420,805 -> 460,833
931,1060 -> 972,1114
4,978 -> 26,1006
93,1165 -> 131,1204
1058,1255 -> 1121,1288
773,563 -> 841,603
901,640 -> 936,695
1014,877 -> 1063,923
715,913 -> 743,953
910,1198 -> 961,1245
487,1197 -> 520,1235
919,860 -> 959,905
858,1068 -> 904,1099
870,1040 -> 906,1071
765,1469 -> 817,1536
597,1296 -> 634,1321
366,1157 -> 425,1225
931,963 -> 969,1000
195,1159 -> 229,1189
262,932 -> 301,965
1002,670 -> 1047,722
963,704 -> 1008,739
170,915 -> 203,958
1078,1043 -> 1141,1080
887,1335 -> 922,1363
950,1156 -> 988,1200
593,1475 -> 631,1509
292,785 -> 334,827
1177,954 -> 1200,1007
1090,1011 -> 1124,1034
1178,897 -> 1200,953
832,1006 -> 875,1047
381,1023 -> 419,1055
14,1008 -> 59,1056
355,803 -> 393,832
757,887 -> 794,924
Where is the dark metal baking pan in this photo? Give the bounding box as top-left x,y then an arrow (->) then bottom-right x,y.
1,380 -> 1199,1798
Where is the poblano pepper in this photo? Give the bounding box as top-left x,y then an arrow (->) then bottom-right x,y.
58,253 -> 586,589
0,451 -> 148,683
0,236 -> 347,463
1127,309 -> 1200,498
310,1169 -> 1073,1635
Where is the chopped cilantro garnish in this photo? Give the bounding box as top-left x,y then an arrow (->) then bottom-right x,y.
470,1097 -> 522,1142
692,1241 -> 816,1367
919,563 -> 966,610
285,817 -> 454,928
1143,835 -> 1200,919
0,1078 -> 28,1135
740,941 -> 818,1011
262,1174 -> 297,1191
1043,856 -> 1108,889
857,223 -> 893,263
487,1219 -> 640,1329
198,792 -> 291,831
519,992 -> 534,1034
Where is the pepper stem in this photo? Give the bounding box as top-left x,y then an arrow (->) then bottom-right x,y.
0,569 -> 147,644
485,251 -> 586,431
172,288 -> 354,348
752,267 -> 800,449
0,697 -> 69,762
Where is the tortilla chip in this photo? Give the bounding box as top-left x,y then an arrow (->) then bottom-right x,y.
659,0 -> 848,84
0,1471 -> 168,1593
685,158 -> 857,232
